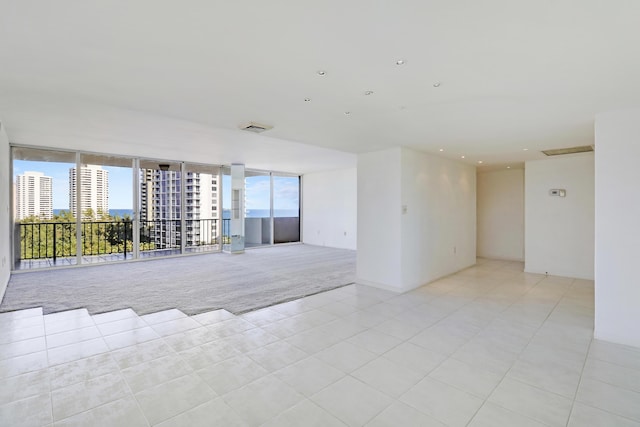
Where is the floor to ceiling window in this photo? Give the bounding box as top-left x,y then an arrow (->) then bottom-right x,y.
78,153 -> 134,264
273,174 -> 300,244
245,170 -> 272,247
139,160 -> 183,258
184,163 -> 220,253
11,145 -> 299,270
243,171 -> 301,247
12,147 -> 77,269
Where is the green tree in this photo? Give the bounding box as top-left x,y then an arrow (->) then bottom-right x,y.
18,210 -> 155,260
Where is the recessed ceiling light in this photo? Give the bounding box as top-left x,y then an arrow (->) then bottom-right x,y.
507,166 -> 511,169
344,111 -> 351,115
523,148 -> 529,151
478,161 -> 483,164
439,148 -> 444,152
461,155 -> 465,159
396,59 -> 405,65
304,98 -> 311,102
364,91 -> 374,96
433,82 -> 441,87
317,70 -> 326,76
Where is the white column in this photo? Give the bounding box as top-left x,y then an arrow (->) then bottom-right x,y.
230,164 -> 245,253
595,109 -> 640,348
0,122 -> 11,295
356,148 -> 403,290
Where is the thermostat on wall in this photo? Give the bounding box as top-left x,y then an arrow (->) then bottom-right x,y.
549,189 -> 566,197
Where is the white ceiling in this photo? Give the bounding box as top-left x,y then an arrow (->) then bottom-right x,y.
1,0 -> 639,173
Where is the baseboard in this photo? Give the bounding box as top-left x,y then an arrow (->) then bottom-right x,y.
355,278 -> 402,293
357,261 -> 477,294
477,255 -> 524,262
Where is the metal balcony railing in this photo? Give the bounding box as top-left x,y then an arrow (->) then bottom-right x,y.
17,218 -> 224,263
18,221 -> 77,261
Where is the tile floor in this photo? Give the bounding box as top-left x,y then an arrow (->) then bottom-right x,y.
1,258 -> 639,426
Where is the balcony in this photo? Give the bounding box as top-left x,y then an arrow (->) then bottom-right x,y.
15,218 -> 231,270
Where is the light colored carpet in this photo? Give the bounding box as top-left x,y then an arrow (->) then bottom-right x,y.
0,245 -> 356,315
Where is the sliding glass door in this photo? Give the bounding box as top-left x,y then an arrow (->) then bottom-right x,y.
273,175 -> 300,244
245,170 -> 272,247
244,171 -> 300,246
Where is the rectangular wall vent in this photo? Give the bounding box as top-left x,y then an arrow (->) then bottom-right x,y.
239,122 -> 273,133
541,145 -> 594,156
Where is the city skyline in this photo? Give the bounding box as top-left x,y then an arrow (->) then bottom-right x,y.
14,161 -> 299,212
14,161 -> 132,209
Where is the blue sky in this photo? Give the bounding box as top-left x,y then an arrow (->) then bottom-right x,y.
15,161 -> 299,211
224,175 -> 299,211
14,161 -> 133,208
246,175 -> 299,211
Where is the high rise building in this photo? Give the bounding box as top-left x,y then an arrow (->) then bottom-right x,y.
69,165 -> 109,219
184,172 -> 218,246
15,171 -> 53,220
139,168 -> 154,222
140,169 -> 218,248
152,170 -> 182,247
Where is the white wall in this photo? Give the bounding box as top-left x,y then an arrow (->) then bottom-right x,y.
477,168 -> 524,261
357,150 -> 403,288
400,148 -> 476,290
357,147 -> 476,292
524,153 -> 594,279
0,120 -> 11,298
594,109 -> 640,348
302,168 -> 357,250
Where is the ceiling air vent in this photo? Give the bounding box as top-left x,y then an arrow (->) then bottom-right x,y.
239,122 -> 273,133
542,145 -> 594,156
